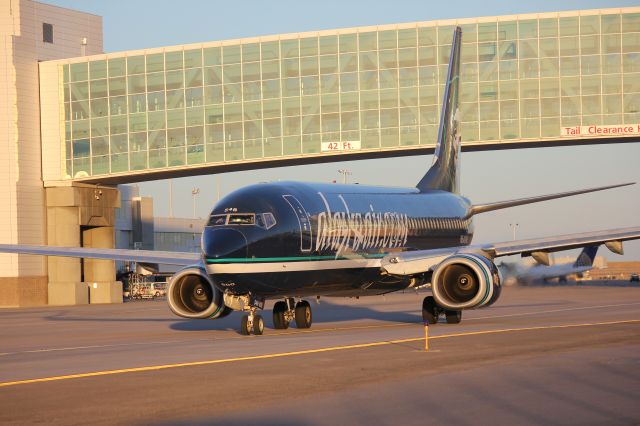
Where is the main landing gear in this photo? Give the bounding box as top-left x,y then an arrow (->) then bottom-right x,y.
422,295 -> 462,324
273,298 -> 312,330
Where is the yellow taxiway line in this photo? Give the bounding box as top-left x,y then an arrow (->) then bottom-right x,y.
1,318 -> 638,388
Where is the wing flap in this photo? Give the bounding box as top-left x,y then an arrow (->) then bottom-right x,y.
0,244 -> 200,266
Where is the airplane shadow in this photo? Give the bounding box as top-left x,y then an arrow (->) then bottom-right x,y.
169,299 -> 423,333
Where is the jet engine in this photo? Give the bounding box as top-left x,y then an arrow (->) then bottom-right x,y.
431,254 -> 502,310
167,267 -> 231,319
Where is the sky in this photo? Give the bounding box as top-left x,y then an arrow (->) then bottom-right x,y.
45,0 -> 640,261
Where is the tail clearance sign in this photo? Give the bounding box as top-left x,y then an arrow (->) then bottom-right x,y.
561,124 -> 640,137
321,141 -> 361,152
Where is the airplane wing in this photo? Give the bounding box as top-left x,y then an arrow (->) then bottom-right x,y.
0,244 -> 200,266
381,226 -> 640,276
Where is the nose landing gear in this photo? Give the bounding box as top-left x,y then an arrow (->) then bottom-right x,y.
240,307 -> 264,335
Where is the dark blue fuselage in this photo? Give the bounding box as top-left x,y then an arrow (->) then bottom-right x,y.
201,182 -> 474,299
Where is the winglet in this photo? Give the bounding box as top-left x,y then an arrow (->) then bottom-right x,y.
467,182 -> 635,218
416,26 -> 462,194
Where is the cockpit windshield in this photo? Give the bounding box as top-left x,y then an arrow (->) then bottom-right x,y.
206,212 -> 277,229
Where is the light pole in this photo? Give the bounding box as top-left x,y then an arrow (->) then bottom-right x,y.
191,187 -> 200,218
338,169 -> 352,184
509,223 -> 519,241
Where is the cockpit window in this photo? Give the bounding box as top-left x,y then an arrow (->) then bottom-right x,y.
207,214 -> 227,226
262,212 -> 276,229
228,214 -> 255,225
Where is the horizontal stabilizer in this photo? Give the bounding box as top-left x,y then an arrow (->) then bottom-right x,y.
467,182 -> 634,218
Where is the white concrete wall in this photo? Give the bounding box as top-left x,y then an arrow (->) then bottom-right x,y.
0,0 -> 102,278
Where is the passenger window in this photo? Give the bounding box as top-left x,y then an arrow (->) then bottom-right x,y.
207,214 -> 227,226
228,214 -> 255,225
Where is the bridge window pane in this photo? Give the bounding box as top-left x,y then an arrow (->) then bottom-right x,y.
419,85 -> 437,105
244,120 -> 263,139
206,124 -> 224,143
186,126 -> 204,145
281,39 -> 300,58
519,20 -> 537,39
127,56 -> 145,74
317,35 -> 336,55
129,112 -> 146,132
321,113 -> 339,132
623,53 -> 640,73
380,89 -> 398,108
184,49 -> 202,69
624,93 -> 640,113
379,69 -> 397,89
167,109 -> 185,128
264,118 -> 281,137
224,83 -> 242,102
128,74 -> 145,94
602,15 -> 621,34
301,76 -> 319,96
205,105 -> 223,124
186,107 -> 204,126
478,23 -> 497,42
341,91 -> 358,111
110,134 -> 128,153
243,81 -> 262,101
166,89 -> 184,109
146,72 -> 164,92
282,135 -> 301,155
559,17 -> 579,37
127,94 -> 145,114
166,70 -> 184,90
300,38 -> 318,57
362,129 -> 380,148
480,120 -> 499,140
91,117 -> 108,136
244,139 -> 263,159
361,90 -> 378,110
540,78 -> 559,97
187,145 -> 205,164
561,97 -> 581,116
70,82 -> 89,101
300,56 -> 318,76
399,68 -> 418,88
622,13 -> 640,33
204,47 -> 222,66
108,58 -> 125,77
604,94 -> 622,114
90,79 -> 108,98
283,116 -> 300,136
186,87 -> 203,107
479,101 -> 498,120
73,158 -> 90,177
539,58 -> 559,78
72,139 -> 90,158
91,98 -> 108,117
146,54 -> 164,73
379,50 -> 397,70
148,111 -> 165,131
539,19 -> 558,38
302,114 -> 320,134
498,22 -> 517,41
204,66 -> 222,85
225,140 -> 244,159
340,53 -> 358,72
519,98 -> 537,118
359,32 -> 377,51
360,70 -> 379,90
206,142 -> 224,162
560,77 -> 580,97
582,95 -> 601,115
380,108 -> 398,127
89,61 -> 107,80
339,33 -> 357,53
381,127 -> 398,147
149,149 -> 167,168
624,73 -> 640,93
418,27 -> 436,46
359,51 -> 377,71
460,102 -> 478,121
541,117 -> 559,137
109,77 -> 126,96
581,36 -> 600,55
520,79 -> 538,98
521,118 -> 540,138
541,97 -> 560,117
168,147 -> 185,166
400,126 -> 418,145
499,60 -> 517,80
204,86 -> 222,105
130,151 -> 147,170
582,76 -> 601,95
110,115 -> 127,134
622,33 -> 640,53
479,61 -> 498,81
185,68 -> 203,87
540,39 -> 558,58
519,59 -> 538,79
92,155 -> 109,175
580,16 -> 599,36
225,122 -> 242,141
167,128 -> 185,148
301,134 -> 320,154
165,51 -> 183,71
130,132 -> 147,151
263,137 -> 282,157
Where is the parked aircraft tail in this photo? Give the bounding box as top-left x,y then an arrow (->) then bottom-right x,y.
573,245 -> 599,268
416,26 -> 462,194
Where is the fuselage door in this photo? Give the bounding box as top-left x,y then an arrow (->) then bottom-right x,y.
283,195 -> 312,252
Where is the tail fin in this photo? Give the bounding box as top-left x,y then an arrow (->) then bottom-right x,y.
416,26 -> 462,194
573,246 -> 599,268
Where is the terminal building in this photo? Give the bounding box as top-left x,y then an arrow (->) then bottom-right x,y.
1,0 -> 639,306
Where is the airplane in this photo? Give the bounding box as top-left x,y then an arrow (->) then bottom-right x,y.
1,27 -> 640,336
498,246 -> 599,285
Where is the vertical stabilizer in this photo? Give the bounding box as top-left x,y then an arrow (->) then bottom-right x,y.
573,246 -> 599,268
416,27 -> 462,194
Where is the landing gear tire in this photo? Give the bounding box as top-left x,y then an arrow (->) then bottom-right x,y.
240,315 -> 251,335
273,301 -> 289,329
252,315 -> 264,335
422,296 -> 439,324
295,300 -> 312,329
445,310 -> 462,324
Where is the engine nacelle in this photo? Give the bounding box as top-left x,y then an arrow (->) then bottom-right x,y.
167,267 -> 231,319
431,254 -> 502,310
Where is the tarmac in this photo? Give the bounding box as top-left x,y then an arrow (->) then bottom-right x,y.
1,283 -> 639,425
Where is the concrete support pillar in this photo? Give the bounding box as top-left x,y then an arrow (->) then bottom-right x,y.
45,184 -> 121,305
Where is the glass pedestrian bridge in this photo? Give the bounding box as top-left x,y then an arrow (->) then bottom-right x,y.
39,7 -> 640,185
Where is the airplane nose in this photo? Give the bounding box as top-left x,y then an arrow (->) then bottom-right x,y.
203,228 -> 248,260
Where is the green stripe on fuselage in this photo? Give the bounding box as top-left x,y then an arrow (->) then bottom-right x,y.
206,254 -> 386,264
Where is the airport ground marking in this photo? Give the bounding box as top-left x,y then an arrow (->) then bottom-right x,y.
0,318 -> 638,389
2,301 -> 640,357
